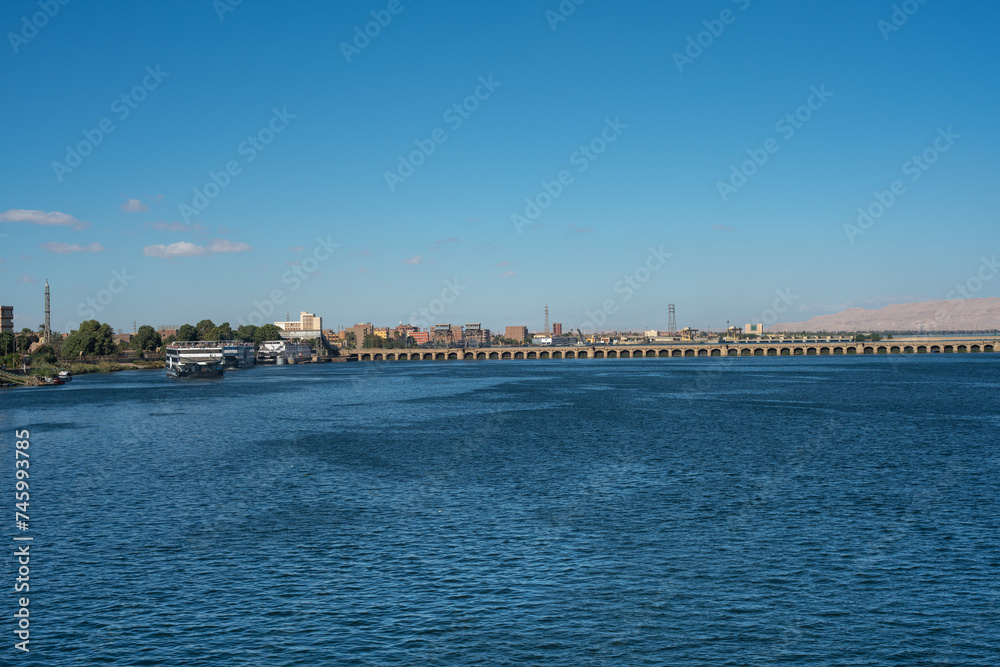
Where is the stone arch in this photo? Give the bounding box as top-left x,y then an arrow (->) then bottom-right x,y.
501,352 -> 511,359
361,353 -> 371,361
970,345 -> 980,353
876,346 -> 887,354
754,348 -> 765,356
711,349 -> 721,356
489,352 -> 499,359
793,347 -> 804,356
781,348 -> 791,356
806,347 -> 818,355
685,349 -> 696,357
832,347 -> 843,355
985,344 -> 994,352
740,349 -> 751,356
552,351 -> 562,359
917,346 -> 927,353
540,351 -> 550,359
645,350 -> 656,357
528,351 -> 537,359
447,352 -> 457,360
514,351 -> 524,359
606,350 -> 616,358
671,349 -> 683,357
766,348 -> 778,356
477,352 -> 487,360
943,345 -> 953,353
435,353 -> 445,360
464,352 -> 473,360
930,345 -> 941,353
890,346 -> 900,354
566,351 -> 576,358
697,349 -> 708,356
904,346 -> 914,354
374,353 -> 383,360
863,347 -> 874,355
727,349 -> 738,356
578,351 -> 588,358
658,349 -> 669,357
956,345 -> 967,353
819,347 -> 830,355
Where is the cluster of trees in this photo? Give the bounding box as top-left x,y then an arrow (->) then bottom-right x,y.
361,333 -> 417,349
62,320 -> 117,358
167,320 -> 283,345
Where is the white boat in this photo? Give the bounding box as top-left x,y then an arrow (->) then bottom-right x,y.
57,370 -> 72,382
166,343 -> 225,378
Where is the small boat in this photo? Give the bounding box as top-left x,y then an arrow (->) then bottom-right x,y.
57,370 -> 72,382
41,376 -> 65,386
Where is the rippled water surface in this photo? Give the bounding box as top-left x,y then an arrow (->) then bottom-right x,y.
3,355 -> 998,665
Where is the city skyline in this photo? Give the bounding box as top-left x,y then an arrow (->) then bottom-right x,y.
3,1 -> 999,334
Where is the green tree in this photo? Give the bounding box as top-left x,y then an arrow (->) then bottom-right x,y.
204,322 -> 234,341
195,319 -> 216,338
131,325 -> 162,352
344,331 -> 357,349
175,324 -> 199,341
61,320 -> 116,357
253,324 -> 282,345
236,324 -> 258,342
32,345 -> 57,364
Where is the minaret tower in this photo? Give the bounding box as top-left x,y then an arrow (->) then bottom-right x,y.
44,279 -> 51,343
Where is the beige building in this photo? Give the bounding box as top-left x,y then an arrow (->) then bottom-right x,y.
275,311 -> 322,334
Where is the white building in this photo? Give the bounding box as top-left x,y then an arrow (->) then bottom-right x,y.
274,312 -> 323,339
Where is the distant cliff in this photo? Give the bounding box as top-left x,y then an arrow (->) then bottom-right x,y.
778,298 -> 1000,332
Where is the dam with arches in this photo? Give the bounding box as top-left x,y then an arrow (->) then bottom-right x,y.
348,336 -> 999,362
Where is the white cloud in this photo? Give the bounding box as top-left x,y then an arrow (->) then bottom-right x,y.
17,274 -> 38,284
402,254 -> 422,264
0,209 -> 89,230
40,242 -> 105,254
143,241 -> 208,258
121,198 -> 148,213
502,270 -> 516,277
208,239 -> 252,253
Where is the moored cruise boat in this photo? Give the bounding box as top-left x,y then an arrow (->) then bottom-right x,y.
166,342 -> 225,378
256,340 -> 313,364
222,341 -> 256,369
57,370 -> 72,382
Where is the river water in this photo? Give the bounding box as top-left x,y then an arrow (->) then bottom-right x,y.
3,355 -> 998,665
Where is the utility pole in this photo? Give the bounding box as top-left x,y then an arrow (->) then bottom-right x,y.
544,305 -> 549,335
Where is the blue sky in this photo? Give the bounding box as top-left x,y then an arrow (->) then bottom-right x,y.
2,0 -> 998,334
